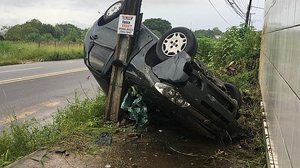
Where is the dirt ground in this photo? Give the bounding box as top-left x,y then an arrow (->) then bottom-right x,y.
7,119 -> 265,168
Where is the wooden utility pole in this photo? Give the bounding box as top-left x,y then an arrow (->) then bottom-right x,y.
245,0 -> 253,26
105,0 -> 143,121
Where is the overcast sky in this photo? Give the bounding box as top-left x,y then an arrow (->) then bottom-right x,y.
0,0 -> 265,31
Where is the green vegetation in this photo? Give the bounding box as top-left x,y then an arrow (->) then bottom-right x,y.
0,41 -> 83,66
0,19 -> 86,65
196,24 -> 265,166
197,24 -> 261,91
3,19 -> 86,42
0,96 -> 113,167
143,18 -> 172,37
194,27 -> 223,39
143,18 -> 223,39
0,23 -> 265,167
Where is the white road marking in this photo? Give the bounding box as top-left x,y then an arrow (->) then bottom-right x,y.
0,67 -> 42,74
2,88 -> 7,99
0,68 -> 88,85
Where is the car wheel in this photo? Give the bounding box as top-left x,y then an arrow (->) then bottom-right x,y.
103,1 -> 123,23
156,27 -> 198,61
224,83 -> 242,108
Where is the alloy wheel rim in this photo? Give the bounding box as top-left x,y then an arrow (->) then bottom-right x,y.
106,2 -> 122,16
162,32 -> 187,57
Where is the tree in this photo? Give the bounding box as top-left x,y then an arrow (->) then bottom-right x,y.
6,19 -> 43,41
212,27 -> 222,35
41,24 -> 56,36
5,19 -> 85,42
143,18 -> 172,37
0,26 -> 6,40
194,27 -> 223,39
1,25 -> 9,34
25,19 -> 42,29
26,32 -> 41,42
63,29 -> 78,42
55,24 -> 83,42
41,33 -> 54,42
53,25 -> 64,40
5,25 -> 22,40
0,34 -> 4,40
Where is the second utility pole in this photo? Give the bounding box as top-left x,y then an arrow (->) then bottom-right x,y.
245,0 -> 253,26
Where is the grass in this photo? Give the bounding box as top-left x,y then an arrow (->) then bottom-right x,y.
194,26 -> 266,167
0,41 -> 83,66
0,64 -> 266,167
0,95 -> 114,167
197,57 -> 266,167
0,28 -> 266,166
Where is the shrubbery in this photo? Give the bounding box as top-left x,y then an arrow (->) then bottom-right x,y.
196,25 -> 265,166
196,24 -> 261,91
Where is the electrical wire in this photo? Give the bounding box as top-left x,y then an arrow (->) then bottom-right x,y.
241,0 -> 248,8
233,0 -> 245,14
208,0 -> 232,26
236,0 -> 246,9
225,0 -> 246,20
226,1 -> 246,21
224,1 -> 243,20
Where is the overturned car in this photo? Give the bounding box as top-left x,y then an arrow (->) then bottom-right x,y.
84,1 -> 242,140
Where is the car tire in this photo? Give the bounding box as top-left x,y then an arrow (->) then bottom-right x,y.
103,1 -> 123,23
224,83 -> 242,108
156,27 -> 198,61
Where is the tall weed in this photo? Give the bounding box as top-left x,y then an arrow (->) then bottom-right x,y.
0,41 -> 83,66
0,96 -> 106,167
196,25 -> 265,166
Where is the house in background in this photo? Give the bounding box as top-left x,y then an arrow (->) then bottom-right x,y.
260,0 -> 300,167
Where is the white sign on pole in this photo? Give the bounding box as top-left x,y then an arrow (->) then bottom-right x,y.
117,14 -> 136,35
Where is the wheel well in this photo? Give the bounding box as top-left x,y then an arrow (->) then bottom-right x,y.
145,43 -> 163,67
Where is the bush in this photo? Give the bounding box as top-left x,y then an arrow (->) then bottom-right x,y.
210,25 -> 261,70
196,37 -> 216,63
197,25 -> 261,91
196,25 -> 265,166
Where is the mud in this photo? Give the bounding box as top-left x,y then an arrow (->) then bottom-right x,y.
7,120 -> 263,168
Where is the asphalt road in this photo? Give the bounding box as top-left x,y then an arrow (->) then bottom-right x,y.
0,59 -> 99,130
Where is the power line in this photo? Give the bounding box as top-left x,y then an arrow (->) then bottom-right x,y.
233,0 -> 245,14
252,6 -> 264,10
225,0 -> 246,20
236,0 -> 247,9
225,0 -> 245,19
208,0 -> 232,26
235,0 -> 244,9
224,1 -> 243,20
252,0 -> 259,18
242,0 -> 248,8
